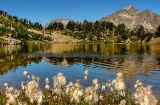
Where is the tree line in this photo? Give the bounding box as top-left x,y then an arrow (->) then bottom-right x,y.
0,10 -> 42,29
46,19 -> 160,43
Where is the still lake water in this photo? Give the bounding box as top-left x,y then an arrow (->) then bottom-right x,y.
0,42 -> 160,98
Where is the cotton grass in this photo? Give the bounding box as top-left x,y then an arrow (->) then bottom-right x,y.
0,71 -> 159,105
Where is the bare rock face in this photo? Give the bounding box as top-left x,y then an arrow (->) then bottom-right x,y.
135,10 -> 160,31
43,18 -> 71,28
100,5 -> 160,32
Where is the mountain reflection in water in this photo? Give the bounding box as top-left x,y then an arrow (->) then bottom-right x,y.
0,43 -> 160,99
38,54 -> 160,79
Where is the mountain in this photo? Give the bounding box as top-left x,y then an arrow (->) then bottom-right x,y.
43,18 -> 71,28
100,5 -> 160,32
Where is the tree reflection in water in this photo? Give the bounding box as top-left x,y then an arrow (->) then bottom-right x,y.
45,55 -> 160,79
0,45 -> 42,75
0,43 -> 160,98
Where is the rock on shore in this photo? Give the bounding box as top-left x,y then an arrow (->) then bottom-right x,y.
0,37 -> 21,45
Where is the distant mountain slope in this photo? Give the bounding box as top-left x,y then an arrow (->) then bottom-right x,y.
43,18 -> 71,28
100,5 -> 160,32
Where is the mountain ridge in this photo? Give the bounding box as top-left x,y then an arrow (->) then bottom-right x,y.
45,5 -> 160,32
100,5 -> 160,32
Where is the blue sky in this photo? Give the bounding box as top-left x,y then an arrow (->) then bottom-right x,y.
0,0 -> 159,24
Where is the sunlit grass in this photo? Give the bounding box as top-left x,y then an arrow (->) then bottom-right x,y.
0,71 -> 159,105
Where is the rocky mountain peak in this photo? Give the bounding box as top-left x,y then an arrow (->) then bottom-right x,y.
43,18 -> 71,28
123,5 -> 135,10
122,5 -> 139,14
100,5 -> 160,32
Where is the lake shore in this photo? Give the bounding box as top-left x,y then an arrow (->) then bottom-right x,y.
1,31 -> 160,45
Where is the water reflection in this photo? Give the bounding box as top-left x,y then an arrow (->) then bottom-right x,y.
0,43 -> 160,98
59,58 -> 69,66
43,55 -> 160,78
18,42 -> 160,55
0,43 -> 160,77
0,45 -> 42,75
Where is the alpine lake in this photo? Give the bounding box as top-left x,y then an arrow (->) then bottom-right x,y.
0,42 -> 160,99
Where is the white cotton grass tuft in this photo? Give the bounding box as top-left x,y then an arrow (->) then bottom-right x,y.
101,83 -> 106,92
45,78 -> 49,84
84,69 -> 89,75
84,69 -> 89,80
45,84 -> 50,90
23,71 -> 29,75
45,78 -> 50,90
84,87 -> 94,102
53,76 -> 58,88
25,75 -> 43,105
1,70 -> 159,104
65,82 -> 74,95
92,78 -> 98,85
53,72 -> 66,88
116,72 -> 123,78
84,75 -> 87,80
84,86 -> 99,104
92,78 -> 100,91
51,72 -> 67,99
23,70 -> 30,78
4,84 -> 21,105
70,87 -> 83,102
134,79 -> 143,88
4,82 -> 8,89
21,81 -> 25,91
74,82 -> 81,90
133,80 -> 158,105
119,99 -> 126,105
51,85 -> 63,96
65,81 -> 84,103
68,81 -> 73,87
112,72 -> 126,96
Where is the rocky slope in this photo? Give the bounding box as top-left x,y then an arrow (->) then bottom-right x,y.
44,31 -> 82,43
100,5 -> 160,32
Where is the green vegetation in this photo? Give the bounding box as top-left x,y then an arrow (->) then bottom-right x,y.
0,37 -> 5,42
155,25 -> 160,37
46,22 -> 64,30
0,10 -> 52,44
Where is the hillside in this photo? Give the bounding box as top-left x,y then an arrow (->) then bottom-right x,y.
100,5 -> 160,32
0,10 -> 52,45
